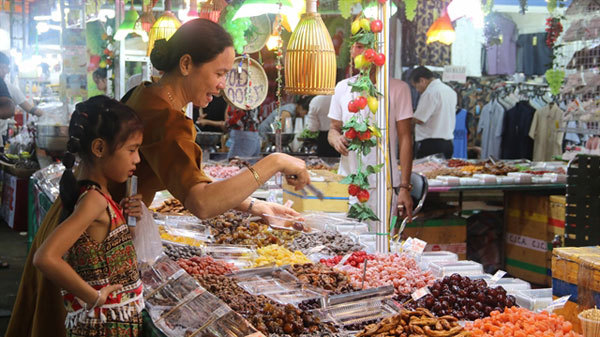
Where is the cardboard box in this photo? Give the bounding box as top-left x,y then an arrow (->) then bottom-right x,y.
549,195 -> 566,237
283,169 -> 349,213
505,193 -> 553,286
403,217 -> 467,260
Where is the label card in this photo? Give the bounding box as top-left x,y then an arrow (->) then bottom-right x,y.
488,270 -> 507,285
411,286 -> 431,301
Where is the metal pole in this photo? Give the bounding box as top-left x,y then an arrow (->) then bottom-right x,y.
375,0 -> 390,254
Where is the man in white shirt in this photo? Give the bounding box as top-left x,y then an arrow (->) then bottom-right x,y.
0,52 -> 43,119
306,95 -> 339,157
410,66 -> 457,159
328,42 -> 414,219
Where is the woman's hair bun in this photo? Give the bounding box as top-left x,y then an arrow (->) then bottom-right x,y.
150,39 -> 171,71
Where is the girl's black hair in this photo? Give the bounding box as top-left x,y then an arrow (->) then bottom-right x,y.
59,95 -> 143,220
150,19 -> 234,72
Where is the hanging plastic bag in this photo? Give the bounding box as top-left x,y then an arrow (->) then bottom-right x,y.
132,203 -> 163,264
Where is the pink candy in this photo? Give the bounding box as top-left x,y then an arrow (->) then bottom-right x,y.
333,253 -> 434,295
203,165 -> 242,180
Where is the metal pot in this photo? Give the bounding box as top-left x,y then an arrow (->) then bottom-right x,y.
36,124 -> 69,152
195,132 -> 222,147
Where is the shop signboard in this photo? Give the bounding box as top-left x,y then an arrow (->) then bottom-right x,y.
442,65 -> 466,84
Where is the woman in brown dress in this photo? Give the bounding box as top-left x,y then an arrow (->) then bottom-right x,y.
6,19 -> 310,337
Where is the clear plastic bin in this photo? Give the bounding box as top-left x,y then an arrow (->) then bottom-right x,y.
467,275 -> 531,294
515,288 -> 553,311
429,261 -> 484,278
418,251 -> 459,270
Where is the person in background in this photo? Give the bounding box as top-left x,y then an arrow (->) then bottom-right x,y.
225,105 -> 262,158
410,66 -> 457,159
92,67 -> 108,93
0,52 -> 44,118
0,77 -> 15,120
195,94 -> 227,132
257,95 -> 313,138
306,95 -> 338,157
328,42 -> 414,220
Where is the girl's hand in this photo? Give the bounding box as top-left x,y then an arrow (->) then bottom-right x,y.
120,194 -> 143,220
91,284 -> 123,308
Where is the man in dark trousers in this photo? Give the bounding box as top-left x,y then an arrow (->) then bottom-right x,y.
410,66 -> 457,159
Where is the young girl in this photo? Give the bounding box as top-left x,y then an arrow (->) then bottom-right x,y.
34,95 -> 145,336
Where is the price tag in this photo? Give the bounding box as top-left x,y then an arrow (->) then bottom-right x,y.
532,36 -> 538,46
335,253 -> 352,268
403,237 -> 427,255
213,306 -> 231,319
411,286 -> 431,301
543,295 -> 571,312
488,270 -> 507,286
168,269 -> 186,281
307,245 -> 327,255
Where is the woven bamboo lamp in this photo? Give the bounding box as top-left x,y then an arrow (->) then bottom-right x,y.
147,0 -> 182,55
199,0 -> 227,23
284,0 -> 336,95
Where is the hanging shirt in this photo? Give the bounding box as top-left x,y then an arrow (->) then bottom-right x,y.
528,104 -> 564,161
517,33 -> 553,76
453,108 -> 468,159
478,100 -> 505,160
413,79 -> 457,142
486,14 -> 517,75
501,101 -> 535,160
452,18 -> 485,77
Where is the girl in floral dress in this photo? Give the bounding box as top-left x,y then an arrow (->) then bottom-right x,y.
34,95 -> 145,336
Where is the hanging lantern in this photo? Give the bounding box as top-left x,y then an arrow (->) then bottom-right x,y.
147,0 -> 182,55
284,0 -> 336,95
199,0 -> 226,23
138,2 -> 156,33
426,11 -> 456,45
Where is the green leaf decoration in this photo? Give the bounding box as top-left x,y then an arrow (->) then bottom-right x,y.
340,175 -> 354,184
545,69 -> 565,96
339,0 -> 353,19
366,164 -> 384,174
348,203 -> 380,221
404,0 -> 417,21
547,0 -> 557,13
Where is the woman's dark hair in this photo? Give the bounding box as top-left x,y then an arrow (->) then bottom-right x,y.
296,95 -> 314,112
150,19 -> 234,72
59,95 -> 143,219
410,66 -> 435,83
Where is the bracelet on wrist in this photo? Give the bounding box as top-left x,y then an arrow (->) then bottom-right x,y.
245,165 -> 262,187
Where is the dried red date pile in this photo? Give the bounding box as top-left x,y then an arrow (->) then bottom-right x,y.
404,274 -> 516,320
195,274 -> 336,336
176,256 -> 238,276
320,251 -> 375,268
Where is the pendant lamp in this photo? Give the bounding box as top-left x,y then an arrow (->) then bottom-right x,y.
147,0 -> 182,55
138,2 -> 156,33
115,0 -> 148,41
284,0 -> 336,95
232,0 -> 300,30
426,11 -> 455,45
199,0 -> 226,23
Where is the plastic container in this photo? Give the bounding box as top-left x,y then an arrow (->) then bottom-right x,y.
418,251 -> 459,270
579,310 -> 600,337
532,176 -> 552,184
468,275 -> 531,294
497,176 -> 516,184
428,179 -> 444,187
514,288 -> 553,311
459,177 -> 481,185
429,261 -> 484,278
472,174 -> 498,184
544,173 -> 567,183
437,176 -> 460,186
507,172 -> 533,184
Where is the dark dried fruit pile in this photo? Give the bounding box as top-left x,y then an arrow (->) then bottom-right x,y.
405,274 -> 516,320
287,263 -> 358,294
195,274 -> 336,336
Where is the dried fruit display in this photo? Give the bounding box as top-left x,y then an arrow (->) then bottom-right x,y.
406,274 -> 516,320
466,306 -> 581,337
356,308 -> 470,337
209,213 -> 300,247
177,256 -> 238,276
287,231 -> 364,256
195,274 -> 336,336
287,263 -> 358,294
163,243 -> 203,260
203,164 -> 242,180
152,197 -> 193,216
252,244 -> 312,267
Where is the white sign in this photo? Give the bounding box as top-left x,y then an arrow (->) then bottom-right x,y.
411,286 -> 431,301
443,65 -> 467,84
488,270 -> 507,285
506,233 -> 548,252
543,295 -> 570,312
335,253 -> 352,268
403,237 -> 427,255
